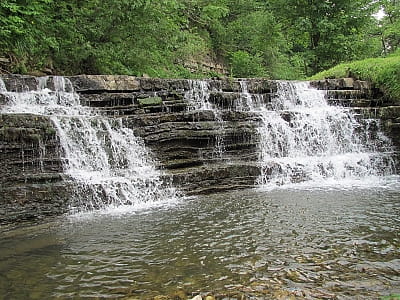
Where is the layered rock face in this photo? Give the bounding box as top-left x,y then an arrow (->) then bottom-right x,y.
69,76 -> 271,195
1,75 -> 399,224
0,76 -> 70,224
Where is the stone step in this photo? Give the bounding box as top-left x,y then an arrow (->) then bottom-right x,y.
2,172 -> 64,185
162,158 -> 205,169
167,163 -> 261,194
351,106 -> 400,120
326,89 -> 368,99
327,98 -> 374,107
310,78 -> 373,91
207,91 -> 272,110
206,79 -> 277,94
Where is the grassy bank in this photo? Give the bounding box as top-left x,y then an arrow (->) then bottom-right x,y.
310,52 -> 400,101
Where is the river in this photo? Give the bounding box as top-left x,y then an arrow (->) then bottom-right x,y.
1,181 -> 399,299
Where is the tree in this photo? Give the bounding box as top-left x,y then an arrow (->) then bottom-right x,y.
0,0 -> 55,72
223,10 -> 291,78
0,0 -> 389,78
269,0 -> 381,75
379,0 -> 400,54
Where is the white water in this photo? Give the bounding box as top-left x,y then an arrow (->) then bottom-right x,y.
185,80 -> 226,157
0,78 -> 6,92
0,76 -> 178,213
185,79 -> 396,188
255,81 -> 396,187
185,80 -> 213,111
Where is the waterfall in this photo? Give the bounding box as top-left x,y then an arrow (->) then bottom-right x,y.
185,80 -> 226,157
0,76 -> 178,212
1,76 -> 396,201
255,81 -> 396,187
184,79 -> 395,187
0,78 -> 6,92
185,80 -> 213,111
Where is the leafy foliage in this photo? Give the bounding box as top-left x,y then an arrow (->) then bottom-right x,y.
229,51 -> 267,78
269,0 -> 383,75
0,0 -> 398,78
379,0 -> 400,54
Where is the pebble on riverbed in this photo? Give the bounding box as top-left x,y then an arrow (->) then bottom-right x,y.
123,286 -> 335,300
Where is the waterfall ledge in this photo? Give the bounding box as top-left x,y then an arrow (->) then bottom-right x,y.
1,75 -> 399,224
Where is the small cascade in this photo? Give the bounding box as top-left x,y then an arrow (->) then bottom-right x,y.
256,81 -> 396,187
185,80 -> 212,111
237,80 -> 266,112
236,81 -> 254,111
0,76 -> 178,212
0,78 -> 6,92
185,80 -> 226,157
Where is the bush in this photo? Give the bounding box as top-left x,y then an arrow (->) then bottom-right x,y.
229,50 -> 268,78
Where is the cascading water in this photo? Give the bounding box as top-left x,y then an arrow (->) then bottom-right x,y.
185,80 -> 213,111
254,81 -> 396,187
0,76 -> 178,213
185,80 -> 226,157
0,78 -> 6,92
184,79 -> 395,187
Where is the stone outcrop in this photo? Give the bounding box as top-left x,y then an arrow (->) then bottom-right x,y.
0,113 -> 69,224
1,75 -> 399,224
67,76 -> 271,196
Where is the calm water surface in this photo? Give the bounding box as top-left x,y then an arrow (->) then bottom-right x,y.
1,183 -> 400,299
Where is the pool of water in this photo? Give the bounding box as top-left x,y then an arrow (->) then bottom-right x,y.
1,182 -> 400,299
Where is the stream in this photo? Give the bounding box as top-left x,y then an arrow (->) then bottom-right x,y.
1,182 -> 399,299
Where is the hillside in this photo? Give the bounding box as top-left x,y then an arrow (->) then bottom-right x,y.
0,0 -> 398,78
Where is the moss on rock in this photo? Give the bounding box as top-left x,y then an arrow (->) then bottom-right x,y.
138,96 -> 163,107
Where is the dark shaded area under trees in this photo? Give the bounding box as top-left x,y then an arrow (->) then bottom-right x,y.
0,0 -> 398,78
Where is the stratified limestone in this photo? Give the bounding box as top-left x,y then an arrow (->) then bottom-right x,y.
0,113 -> 68,224
311,78 -> 400,148
68,75 -> 141,92
1,75 -> 399,224
0,114 -> 63,184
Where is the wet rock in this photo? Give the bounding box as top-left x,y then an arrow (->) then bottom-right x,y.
69,75 -> 141,92
138,96 -> 163,107
310,78 -> 372,92
1,74 -> 38,92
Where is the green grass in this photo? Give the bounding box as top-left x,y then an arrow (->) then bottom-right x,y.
310,53 -> 400,101
381,294 -> 400,300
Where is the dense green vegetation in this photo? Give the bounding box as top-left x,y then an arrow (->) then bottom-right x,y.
311,50 -> 400,100
0,0 -> 398,78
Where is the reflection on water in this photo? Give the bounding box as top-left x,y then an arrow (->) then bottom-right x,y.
1,184 -> 400,299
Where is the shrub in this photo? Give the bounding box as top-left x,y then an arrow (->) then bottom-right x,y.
229,50 -> 268,78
